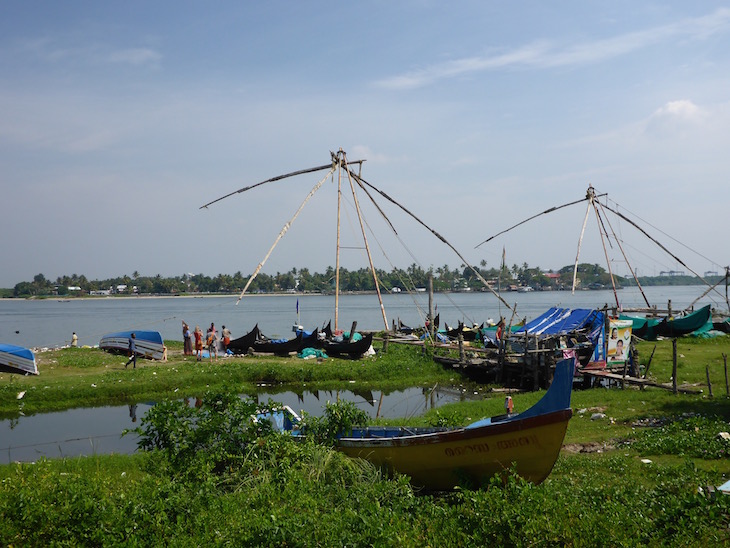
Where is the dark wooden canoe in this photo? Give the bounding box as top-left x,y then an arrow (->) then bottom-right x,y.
253,332 -> 303,355
297,329 -> 322,352
227,325 -> 261,355
445,321 -> 483,342
655,304 -> 711,338
323,332 -> 373,357
713,317 -> 730,333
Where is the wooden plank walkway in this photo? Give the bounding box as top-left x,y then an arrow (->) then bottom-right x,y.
581,369 -> 701,394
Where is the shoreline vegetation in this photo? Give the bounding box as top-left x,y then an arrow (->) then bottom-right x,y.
3,263 -> 724,299
2,337 -> 730,543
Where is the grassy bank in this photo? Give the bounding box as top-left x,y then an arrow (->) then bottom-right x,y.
0,340 -> 458,417
1,411 -> 729,545
2,336 -> 730,545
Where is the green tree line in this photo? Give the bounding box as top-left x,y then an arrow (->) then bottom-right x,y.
7,263 -> 716,298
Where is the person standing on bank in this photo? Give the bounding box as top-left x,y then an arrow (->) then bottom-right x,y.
206,325 -> 218,362
71,332 -> 78,347
222,325 -> 231,353
125,333 -> 137,369
194,326 -> 203,361
182,321 -> 192,355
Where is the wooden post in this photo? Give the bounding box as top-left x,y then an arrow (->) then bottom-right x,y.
706,365 -> 713,398
458,333 -> 465,363
724,353 -> 729,396
496,328 -> 505,384
383,332 -> 389,354
523,332 -> 529,388
349,321 -> 357,342
428,274 -> 435,339
643,345 -> 657,379
672,338 -> 678,395
533,335 -> 540,391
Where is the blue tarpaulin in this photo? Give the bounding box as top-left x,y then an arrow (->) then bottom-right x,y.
515,307 -> 607,365
516,307 -> 604,336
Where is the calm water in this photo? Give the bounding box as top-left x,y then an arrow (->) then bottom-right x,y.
1,286 -> 724,464
1,385 -> 483,464
0,285 -> 723,350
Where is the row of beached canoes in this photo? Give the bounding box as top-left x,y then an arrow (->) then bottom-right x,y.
1,322 -> 374,376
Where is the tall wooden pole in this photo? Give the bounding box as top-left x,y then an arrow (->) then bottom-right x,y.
344,157 -> 389,330
335,151 -> 342,331
592,201 -> 620,309
428,274 -> 435,339
672,338 -> 678,395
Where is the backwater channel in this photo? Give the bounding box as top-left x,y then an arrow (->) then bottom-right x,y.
1,286 -> 720,464
2,384 -> 486,464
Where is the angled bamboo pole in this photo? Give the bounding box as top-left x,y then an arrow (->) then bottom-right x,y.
235,167 -> 336,304
600,202 -> 721,309
572,192 -> 594,294
596,201 -> 650,308
592,202 -> 620,309
351,172 -> 516,314
200,152 -> 365,210
475,195 -> 597,248
344,154 -> 389,330
687,270 -> 729,310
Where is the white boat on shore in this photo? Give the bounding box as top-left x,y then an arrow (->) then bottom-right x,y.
99,330 -> 165,360
0,343 -> 38,375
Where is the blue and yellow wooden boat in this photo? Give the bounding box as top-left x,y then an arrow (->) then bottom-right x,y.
336,358 -> 573,490
273,358 -> 574,490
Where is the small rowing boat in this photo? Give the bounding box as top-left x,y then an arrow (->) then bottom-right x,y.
269,358 -> 574,490
99,330 -> 165,360
0,343 -> 38,375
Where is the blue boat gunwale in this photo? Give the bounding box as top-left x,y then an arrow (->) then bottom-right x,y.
99,330 -> 164,345
339,357 -> 574,444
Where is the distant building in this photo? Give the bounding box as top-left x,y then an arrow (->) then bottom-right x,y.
67,286 -> 82,291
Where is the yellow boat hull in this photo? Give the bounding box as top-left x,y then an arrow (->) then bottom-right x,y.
337,409 -> 571,490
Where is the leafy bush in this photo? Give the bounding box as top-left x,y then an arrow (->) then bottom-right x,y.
132,392 -> 282,480
300,400 -> 370,445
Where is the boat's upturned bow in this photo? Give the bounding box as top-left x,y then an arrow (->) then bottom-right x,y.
337,358 -> 575,490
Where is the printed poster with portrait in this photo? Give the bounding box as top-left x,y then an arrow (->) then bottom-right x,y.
607,319 -> 632,366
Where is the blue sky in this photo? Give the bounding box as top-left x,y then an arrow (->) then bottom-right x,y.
2,2 -> 729,288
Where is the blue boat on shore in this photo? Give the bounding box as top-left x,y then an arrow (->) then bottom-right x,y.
99,330 -> 165,360
0,343 -> 38,375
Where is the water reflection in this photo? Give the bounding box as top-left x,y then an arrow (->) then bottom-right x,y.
1,385 -> 484,464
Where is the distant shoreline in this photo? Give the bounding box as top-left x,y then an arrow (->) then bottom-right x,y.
1,283 -> 718,302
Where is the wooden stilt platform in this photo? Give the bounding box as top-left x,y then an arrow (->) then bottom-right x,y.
580,369 -> 701,394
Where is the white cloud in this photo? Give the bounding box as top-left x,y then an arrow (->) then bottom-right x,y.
377,8 -> 730,90
644,100 -> 707,138
107,48 -> 161,66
